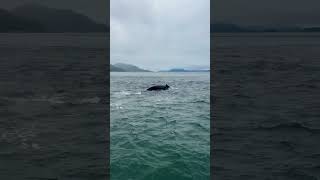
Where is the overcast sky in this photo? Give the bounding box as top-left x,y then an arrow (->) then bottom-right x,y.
111,0 -> 210,71
2,0 -> 319,29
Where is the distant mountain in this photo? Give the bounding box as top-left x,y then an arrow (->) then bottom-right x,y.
110,64 -> 125,72
211,23 -> 320,33
11,3 -> 107,33
211,23 -> 276,32
161,68 -> 210,72
111,63 -> 151,72
0,8 -> 45,32
211,23 -> 247,33
303,27 -> 320,32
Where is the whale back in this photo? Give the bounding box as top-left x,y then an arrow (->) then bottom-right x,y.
147,84 -> 169,91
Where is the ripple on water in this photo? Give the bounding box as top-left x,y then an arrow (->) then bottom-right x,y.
111,72 -> 210,180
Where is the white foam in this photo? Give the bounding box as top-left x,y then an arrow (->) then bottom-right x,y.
114,91 -> 142,96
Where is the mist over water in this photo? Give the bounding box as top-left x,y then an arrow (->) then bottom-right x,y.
111,72 -> 210,180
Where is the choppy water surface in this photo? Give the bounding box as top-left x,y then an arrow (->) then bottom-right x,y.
0,33 -> 108,179
111,72 -> 210,180
212,33 -> 320,179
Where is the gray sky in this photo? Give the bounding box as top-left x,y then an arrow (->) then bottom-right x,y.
0,0 -> 108,23
110,0 -> 210,71
213,0 -> 320,26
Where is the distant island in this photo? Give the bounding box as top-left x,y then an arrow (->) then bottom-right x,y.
111,63 -> 151,72
0,3 -> 107,33
110,63 -> 211,72
160,68 -> 210,72
211,23 -> 320,33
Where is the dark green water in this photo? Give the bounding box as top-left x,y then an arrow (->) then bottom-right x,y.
111,72 -> 210,180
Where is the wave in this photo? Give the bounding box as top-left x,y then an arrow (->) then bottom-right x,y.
9,96 -> 102,105
191,100 -> 210,104
114,91 -> 142,96
256,122 -> 320,133
78,97 -> 101,104
111,103 -> 123,109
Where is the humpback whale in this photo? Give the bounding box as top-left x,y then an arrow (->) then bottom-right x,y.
147,84 -> 170,91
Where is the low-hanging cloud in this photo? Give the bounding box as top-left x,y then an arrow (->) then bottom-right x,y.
111,0 -> 210,71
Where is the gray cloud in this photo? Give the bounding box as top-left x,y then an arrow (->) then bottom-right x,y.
111,0 -> 210,71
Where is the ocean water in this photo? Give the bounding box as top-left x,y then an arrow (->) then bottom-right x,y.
0,33 -> 108,179
111,72 -> 210,180
212,33 -> 320,179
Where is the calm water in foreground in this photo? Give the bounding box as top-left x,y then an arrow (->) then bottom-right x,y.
111,72 -> 210,180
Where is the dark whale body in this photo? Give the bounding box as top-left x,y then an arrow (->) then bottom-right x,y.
147,84 -> 170,91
